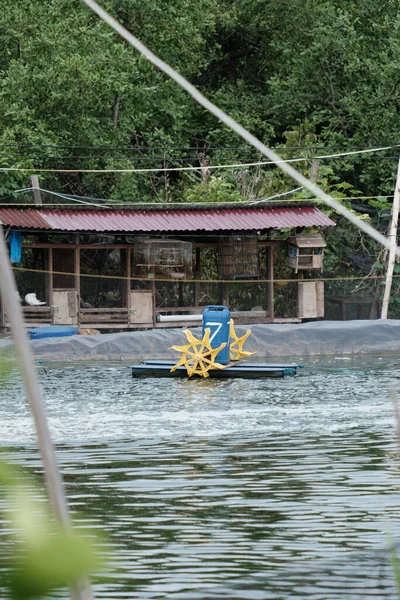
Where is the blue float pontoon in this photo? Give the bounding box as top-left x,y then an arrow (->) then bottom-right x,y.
131,306 -> 303,380
132,361 -> 297,379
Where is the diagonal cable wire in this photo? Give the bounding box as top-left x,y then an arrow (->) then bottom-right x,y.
250,186 -> 304,204
12,187 -> 104,207
81,0 -> 400,258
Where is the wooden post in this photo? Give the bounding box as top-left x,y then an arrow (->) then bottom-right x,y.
30,175 -> 42,206
266,246 -> 274,320
381,157 -> 400,319
151,280 -> 156,326
310,161 -> 320,183
49,247 -> 54,324
75,236 -> 80,323
296,270 -> 304,320
194,246 -> 201,306
126,246 -> 131,311
178,281 -> 184,307
222,282 -> 230,308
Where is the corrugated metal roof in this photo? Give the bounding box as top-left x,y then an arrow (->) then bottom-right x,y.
0,208 -> 51,229
0,206 -> 335,232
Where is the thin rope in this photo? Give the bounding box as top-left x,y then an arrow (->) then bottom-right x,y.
11,265 -> 397,285
80,0 -> 400,259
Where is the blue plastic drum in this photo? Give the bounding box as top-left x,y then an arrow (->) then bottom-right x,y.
202,305 -> 231,364
28,325 -> 78,340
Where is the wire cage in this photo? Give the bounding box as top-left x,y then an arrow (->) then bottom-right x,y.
80,248 -> 126,308
218,236 -> 259,279
14,247 -> 47,302
133,239 -> 193,279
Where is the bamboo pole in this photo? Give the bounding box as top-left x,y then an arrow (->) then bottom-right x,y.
0,224 -> 93,600
29,175 -> 42,206
381,158 -> 400,319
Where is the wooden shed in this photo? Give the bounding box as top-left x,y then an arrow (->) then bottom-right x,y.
0,198 -> 335,330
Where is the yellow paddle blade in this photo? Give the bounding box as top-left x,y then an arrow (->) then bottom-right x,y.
229,319 -> 256,361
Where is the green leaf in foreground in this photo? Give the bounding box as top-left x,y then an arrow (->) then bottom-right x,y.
0,462 -> 107,599
10,530 -> 99,600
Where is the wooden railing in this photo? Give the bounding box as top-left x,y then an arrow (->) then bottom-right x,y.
79,308 -> 129,325
22,306 -> 52,325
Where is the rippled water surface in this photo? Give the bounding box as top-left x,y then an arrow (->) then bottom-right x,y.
1,355 -> 400,598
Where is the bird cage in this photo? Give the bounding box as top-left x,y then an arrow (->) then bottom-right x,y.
133,239 -> 193,279
287,233 -> 326,273
218,236 -> 259,279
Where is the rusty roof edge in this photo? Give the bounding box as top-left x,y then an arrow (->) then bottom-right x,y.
0,204 -> 335,232
62,198 -> 319,211
0,200 -> 318,212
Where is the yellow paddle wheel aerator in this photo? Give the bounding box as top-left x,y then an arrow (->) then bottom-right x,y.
170,328 -> 227,378
170,319 -> 255,378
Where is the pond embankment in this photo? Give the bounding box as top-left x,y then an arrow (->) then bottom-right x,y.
1,319 -> 400,360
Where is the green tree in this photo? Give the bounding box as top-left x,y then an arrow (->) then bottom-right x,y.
1,0 -> 400,204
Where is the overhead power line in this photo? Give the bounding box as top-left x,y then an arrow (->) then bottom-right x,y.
0,142 -> 399,150
0,144 -> 399,173
0,154 -> 399,164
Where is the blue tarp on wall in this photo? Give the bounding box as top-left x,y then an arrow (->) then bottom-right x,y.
9,229 -> 22,263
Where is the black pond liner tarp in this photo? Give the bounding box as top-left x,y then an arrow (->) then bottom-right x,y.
2,319 -> 400,360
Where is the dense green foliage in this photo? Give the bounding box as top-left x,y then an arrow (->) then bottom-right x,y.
1,0 -> 400,311
0,0 -> 399,201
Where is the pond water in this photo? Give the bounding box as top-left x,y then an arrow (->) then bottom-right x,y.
1,355 -> 400,598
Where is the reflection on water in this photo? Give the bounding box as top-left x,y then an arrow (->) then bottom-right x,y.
0,355 -> 400,598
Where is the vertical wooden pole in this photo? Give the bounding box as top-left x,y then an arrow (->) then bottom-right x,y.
178,281 -> 184,307
194,246 -> 201,307
310,161 -> 320,184
222,282 -> 230,308
266,245 -> 274,321
296,270 -> 304,319
49,247 -> 54,324
151,280 -> 156,326
30,175 -> 42,206
381,157 -> 400,319
126,245 -> 131,312
264,247 -> 268,317
75,236 -> 80,324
